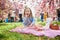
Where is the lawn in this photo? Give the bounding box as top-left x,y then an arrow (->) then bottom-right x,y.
0,22 -> 60,40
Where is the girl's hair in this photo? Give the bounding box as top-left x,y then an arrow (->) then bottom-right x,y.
23,7 -> 33,18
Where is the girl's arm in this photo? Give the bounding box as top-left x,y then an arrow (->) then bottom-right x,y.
29,18 -> 35,27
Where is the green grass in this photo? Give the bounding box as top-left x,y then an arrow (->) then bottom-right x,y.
0,22 -> 60,40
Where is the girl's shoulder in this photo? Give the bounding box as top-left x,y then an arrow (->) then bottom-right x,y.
30,17 -> 34,21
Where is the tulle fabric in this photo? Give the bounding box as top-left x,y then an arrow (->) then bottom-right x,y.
10,25 -> 60,38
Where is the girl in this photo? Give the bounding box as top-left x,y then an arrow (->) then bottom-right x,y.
23,7 -> 42,31
23,7 -> 34,27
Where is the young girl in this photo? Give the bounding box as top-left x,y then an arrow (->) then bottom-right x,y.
23,7 -> 34,27
23,7 -> 43,31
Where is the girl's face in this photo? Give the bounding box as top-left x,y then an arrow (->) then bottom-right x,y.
25,8 -> 31,17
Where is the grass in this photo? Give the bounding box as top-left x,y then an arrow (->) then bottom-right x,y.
0,22 -> 60,40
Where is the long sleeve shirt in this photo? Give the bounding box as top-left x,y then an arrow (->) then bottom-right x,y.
23,17 -> 34,27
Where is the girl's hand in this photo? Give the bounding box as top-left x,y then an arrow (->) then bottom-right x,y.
29,24 -> 33,27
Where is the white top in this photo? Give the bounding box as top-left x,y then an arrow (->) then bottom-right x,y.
43,17 -> 53,29
46,17 -> 53,24
11,11 -> 15,17
19,9 -> 23,14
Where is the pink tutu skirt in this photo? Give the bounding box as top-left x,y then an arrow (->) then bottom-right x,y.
10,25 -> 60,38
10,25 -> 44,36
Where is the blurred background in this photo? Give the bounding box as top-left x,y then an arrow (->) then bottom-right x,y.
0,0 -> 60,23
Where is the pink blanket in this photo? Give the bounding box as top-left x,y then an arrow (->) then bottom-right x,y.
10,26 -> 60,38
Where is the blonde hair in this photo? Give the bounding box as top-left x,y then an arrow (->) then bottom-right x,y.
23,7 -> 33,18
